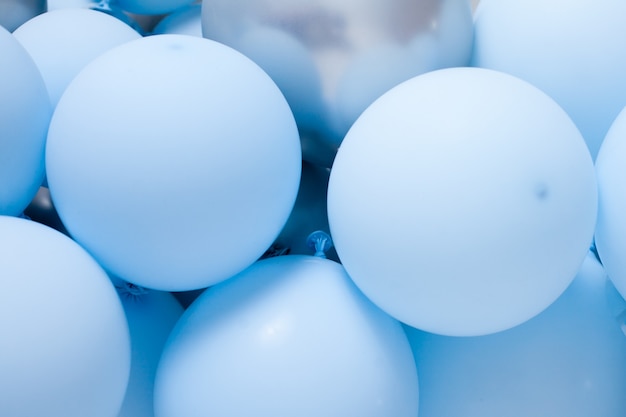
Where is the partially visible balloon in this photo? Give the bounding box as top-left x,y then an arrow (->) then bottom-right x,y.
151,3 -> 201,37
269,161 -> 338,262
328,67 -> 597,336
115,282 -> 184,417
202,0 -> 474,166
154,255 -> 419,417
472,0 -> 626,160
46,34 -> 302,292
0,216 -> 131,417
404,252 -> 626,417
594,107 -> 626,300
0,0 -> 45,32
114,0 -> 195,16
13,8 -> 142,108
0,26 -> 51,216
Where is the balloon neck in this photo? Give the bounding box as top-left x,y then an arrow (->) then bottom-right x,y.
116,281 -> 149,300
306,230 -> 333,259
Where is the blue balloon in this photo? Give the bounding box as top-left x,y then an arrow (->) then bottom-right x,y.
0,216 -> 131,417
45,34 -> 302,292
115,282 -> 184,417
0,26 -> 51,216
151,3 -> 202,37
404,252 -> 626,417
472,0 -> 626,160
154,255 -> 419,417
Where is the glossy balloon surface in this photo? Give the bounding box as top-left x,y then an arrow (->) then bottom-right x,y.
0,216 -> 131,417
328,67 -> 597,336
46,34 -> 301,291
154,255 -> 419,417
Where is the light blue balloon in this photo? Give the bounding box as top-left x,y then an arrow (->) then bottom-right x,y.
154,255 -> 419,417
45,34 -> 302,292
595,106 -> 626,300
0,216 -> 131,417
151,3 -> 202,37
0,26 -> 51,216
472,0 -> 626,160
404,252 -> 626,417
113,0 -> 195,16
114,282 -> 184,417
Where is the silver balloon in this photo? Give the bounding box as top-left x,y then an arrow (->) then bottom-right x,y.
0,0 -> 46,31
202,0 -> 474,166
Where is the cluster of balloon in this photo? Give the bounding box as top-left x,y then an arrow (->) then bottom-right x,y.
201,0 -> 474,166
404,252 -> 626,417
328,66 -> 597,336
472,0 -> 626,160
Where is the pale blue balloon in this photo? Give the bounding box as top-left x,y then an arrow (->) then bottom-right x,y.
0,216 -> 131,417
404,252 -> 626,417
151,3 -> 202,37
154,255 -> 419,417
472,0 -> 626,160
114,282 -> 184,417
595,106 -> 626,300
0,26 -> 51,216
327,67 -> 597,336
45,34 -> 302,292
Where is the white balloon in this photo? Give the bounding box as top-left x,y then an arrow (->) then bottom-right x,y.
328,67 -> 597,336
0,216 -> 131,417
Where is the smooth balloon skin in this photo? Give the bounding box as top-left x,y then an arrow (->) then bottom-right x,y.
0,0 -> 45,31
202,0 -> 474,166
115,284 -> 184,417
404,253 -> 626,417
151,3 -> 202,37
0,26 -> 51,216
46,34 -> 301,292
154,255 -> 419,417
327,67 -> 597,336
13,8 -> 142,108
472,0 -> 626,160
0,216 -> 131,417
114,0 -> 196,16
594,107 -> 626,300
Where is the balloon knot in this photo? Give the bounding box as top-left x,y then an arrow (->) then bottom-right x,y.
306,230 -> 333,258
261,244 -> 291,259
116,281 -> 149,300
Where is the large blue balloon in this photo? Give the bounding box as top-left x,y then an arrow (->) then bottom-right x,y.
46,34 -> 302,292
0,216 -> 131,417
154,255 -> 419,417
328,67 -> 597,336
472,0 -> 626,160
404,252 -> 626,417
0,26 -> 51,216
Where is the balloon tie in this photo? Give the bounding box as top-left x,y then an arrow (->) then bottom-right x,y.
306,230 -> 333,258
116,281 -> 149,300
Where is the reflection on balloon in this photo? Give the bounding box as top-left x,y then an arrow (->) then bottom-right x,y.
472,0 -> 626,160
0,216 -> 131,417
328,67 -> 597,336
0,26 -> 51,216
202,0 -> 474,165
594,106 -> 626,300
13,8 -> 142,108
46,34 -> 302,292
154,255 -> 418,417
115,282 -> 184,417
404,252 -> 626,417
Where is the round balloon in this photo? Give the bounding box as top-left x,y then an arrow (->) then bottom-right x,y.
151,3 -> 201,37
0,215 -> 131,417
327,67 -> 597,336
472,0 -> 626,160
0,25 -> 51,216
154,255 -> 418,417
46,34 -> 301,292
13,8 -> 142,108
115,283 -> 184,417
594,107 -> 626,300
404,252 -> 626,417
202,0 -> 474,166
